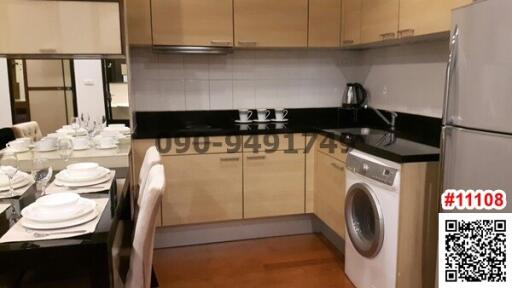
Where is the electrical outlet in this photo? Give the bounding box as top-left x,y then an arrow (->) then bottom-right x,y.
382,85 -> 388,95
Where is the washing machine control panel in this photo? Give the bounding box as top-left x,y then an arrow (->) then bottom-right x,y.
346,154 -> 398,186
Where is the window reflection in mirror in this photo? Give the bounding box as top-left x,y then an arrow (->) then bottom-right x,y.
4,57 -> 129,136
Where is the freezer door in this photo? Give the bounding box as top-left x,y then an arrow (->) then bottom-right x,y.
445,0 -> 512,134
442,126 -> 512,212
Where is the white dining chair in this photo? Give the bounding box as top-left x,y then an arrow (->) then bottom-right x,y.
137,146 -> 161,208
125,164 -> 165,288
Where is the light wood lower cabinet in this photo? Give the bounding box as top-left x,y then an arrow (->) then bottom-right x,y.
314,151 -> 346,238
161,153 -> 243,226
243,151 -> 305,218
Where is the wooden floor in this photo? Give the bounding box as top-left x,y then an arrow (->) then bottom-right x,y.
153,233 -> 356,288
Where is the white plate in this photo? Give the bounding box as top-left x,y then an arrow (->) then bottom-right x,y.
0,173 -> 32,191
55,167 -> 109,183
95,145 -> 117,150
37,192 -> 80,208
22,198 -> 96,223
73,145 -> 90,151
20,206 -> 100,230
54,172 -> 111,188
8,147 -> 30,153
253,119 -> 270,123
33,147 -> 57,152
235,119 -> 252,124
271,118 -> 288,122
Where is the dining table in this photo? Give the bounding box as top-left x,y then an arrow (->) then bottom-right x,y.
0,176 -> 132,288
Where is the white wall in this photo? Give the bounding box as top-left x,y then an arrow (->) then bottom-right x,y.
130,48 -> 363,111
0,58 -> 12,128
360,40 -> 449,117
73,59 -> 106,121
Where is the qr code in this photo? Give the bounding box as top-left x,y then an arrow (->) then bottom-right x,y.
439,213 -> 512,288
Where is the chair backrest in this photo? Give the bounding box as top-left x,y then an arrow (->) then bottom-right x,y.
137,146 -> 161,207
0,128 -> 15,150
12,121 -> 43,142
126,164 -> 165,288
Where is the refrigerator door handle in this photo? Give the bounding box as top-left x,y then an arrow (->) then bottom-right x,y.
442,25 -> 460,126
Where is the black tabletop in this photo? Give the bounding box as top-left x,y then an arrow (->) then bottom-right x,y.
0,180 -> 124,288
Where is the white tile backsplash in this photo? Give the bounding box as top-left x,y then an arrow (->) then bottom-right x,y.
130,48 -> 352,111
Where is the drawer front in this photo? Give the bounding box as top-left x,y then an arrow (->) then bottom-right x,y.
316,135 -> 348,162
242,133 -> 305,152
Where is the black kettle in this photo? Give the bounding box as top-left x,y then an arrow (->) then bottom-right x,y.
342,83 -> 367,109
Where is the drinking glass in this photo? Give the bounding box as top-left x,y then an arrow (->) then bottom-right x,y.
58,137 -> 73,162
31,157 -> 53,198
71,117 -> 80,136
0,152 -> 18,198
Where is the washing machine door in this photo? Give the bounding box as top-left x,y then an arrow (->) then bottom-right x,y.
345,182 -> 384,258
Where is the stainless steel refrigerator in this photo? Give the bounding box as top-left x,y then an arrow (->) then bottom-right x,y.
442,0 -> 512,212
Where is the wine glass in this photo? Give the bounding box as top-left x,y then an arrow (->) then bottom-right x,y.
58,137 -> 73,162
71,117 -> 80,136
31,157 -> 53,198
0,152 -> 18,198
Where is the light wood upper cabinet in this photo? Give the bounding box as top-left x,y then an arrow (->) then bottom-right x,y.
234,0 -> 308,47
308,0 -> 341,47
244,150 -> 305,218
342,0 -> 362,46
0,1 -> 121,54
398,0 -> 473,38
314,151 -> 346,238
361,0 -> 399,43
126,0 -> 152,45
151,0 -> 234,46
162,153 -> 243,226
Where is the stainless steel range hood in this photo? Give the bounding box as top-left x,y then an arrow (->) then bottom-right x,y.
152,46 -> 234,55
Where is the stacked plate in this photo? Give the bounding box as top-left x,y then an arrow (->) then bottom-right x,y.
20,192 -> 99,229
0,170 -> 32,191
54,163 -> 111,187
104,124 -> 130,135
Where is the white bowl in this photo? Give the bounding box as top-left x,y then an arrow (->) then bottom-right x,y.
36,192 -> 80,209
66,162 -> 99,177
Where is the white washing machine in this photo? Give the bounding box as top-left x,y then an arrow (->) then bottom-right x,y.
344,150 -> 401,288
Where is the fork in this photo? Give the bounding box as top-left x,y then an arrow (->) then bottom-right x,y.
32,230 -> 88,238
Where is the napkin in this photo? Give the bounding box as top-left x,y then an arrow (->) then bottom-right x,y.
0,203 -> 11,214
0,197 -> 108,243
45,170 -> 116,194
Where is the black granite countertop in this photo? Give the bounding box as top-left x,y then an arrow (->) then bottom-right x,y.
132,108 -> 441,163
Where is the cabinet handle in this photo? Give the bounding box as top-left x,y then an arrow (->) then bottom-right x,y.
220,157 -> 240,162
247,155 -> 266,160
380,32 -> 396,40
398,29 -> 415,38
39,48 -> 57,53
210,40 -> 232,46
342,40 -> 354,45
237,41 -> 257,47
331,162 -> 344,171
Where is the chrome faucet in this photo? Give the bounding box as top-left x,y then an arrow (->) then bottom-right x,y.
363,105 -> 398,131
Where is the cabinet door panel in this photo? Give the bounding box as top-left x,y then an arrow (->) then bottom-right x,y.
244,151 -> 305,218
152,0 -> 234,46
398,0 -> 473,38
234,0 -> 308,47
162,154 -> 243,226
314,152 -> 345,238
342,0 -> 362,46
126,0 -> 152,45
308,0 -> 341,47
361,0 -> 399,43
